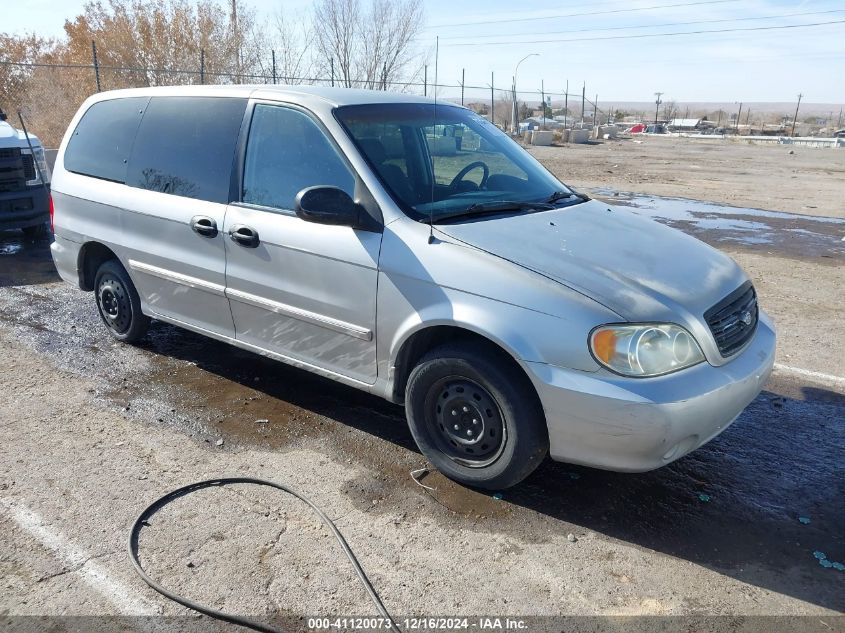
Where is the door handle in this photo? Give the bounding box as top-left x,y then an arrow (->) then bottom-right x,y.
190,215 -> 218,238
229,224 -> 260,248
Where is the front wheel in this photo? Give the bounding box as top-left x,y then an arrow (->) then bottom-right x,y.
405,343 -> 548,490
94,259 -> 150,343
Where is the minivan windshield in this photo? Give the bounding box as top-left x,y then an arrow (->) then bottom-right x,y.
335,103 -> 581,222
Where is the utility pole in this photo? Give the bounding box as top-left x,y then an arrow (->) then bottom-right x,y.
200,48 -> 205,85
330,58 -> 335,87
564,79 -> 568,128
654,92 -> 663,125
424,65 -> 427,96
231,0 -> 241,84
581,82 -> 585,126
541,80 -> 545,129
490,72 -> 494,127
791,93 -> 803,137
461,68 -> 465,106
837,107 -> 843,128
736,102 -> 742,134
595,93 -> 598,126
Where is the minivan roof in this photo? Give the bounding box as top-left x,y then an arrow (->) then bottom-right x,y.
84,84 -> 446,108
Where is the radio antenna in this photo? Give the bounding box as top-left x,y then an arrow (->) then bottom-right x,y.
428,36 -> 438,244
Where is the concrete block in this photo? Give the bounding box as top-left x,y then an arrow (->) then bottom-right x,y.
599,125 -> 617,138
531,130 -> 554,146
426,136 -> 457,156
569,129 -> 590,144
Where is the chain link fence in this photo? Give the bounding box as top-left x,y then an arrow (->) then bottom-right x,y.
2,51 -> 609,148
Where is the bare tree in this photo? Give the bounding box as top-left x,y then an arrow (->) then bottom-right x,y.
62,0 -> 264,87
313,0 -> 359,87
312,0 -> 424,89
269,8 -> 315,84
661,99 -> 677,121
359,0 -> 423,89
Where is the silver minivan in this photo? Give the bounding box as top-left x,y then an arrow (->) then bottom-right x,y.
50,86 -> 776,489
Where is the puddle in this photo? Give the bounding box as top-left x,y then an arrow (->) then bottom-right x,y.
0,240 -> 23,255
0,231 -> 60,287
591,189 -> 845,261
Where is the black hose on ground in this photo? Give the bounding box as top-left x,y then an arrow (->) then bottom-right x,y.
128,477 -> 400,633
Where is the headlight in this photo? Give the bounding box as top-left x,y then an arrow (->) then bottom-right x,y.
26,147 -> 51,185
589,323 -> 705,377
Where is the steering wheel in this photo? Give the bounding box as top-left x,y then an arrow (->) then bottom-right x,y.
449,161 -> 489,191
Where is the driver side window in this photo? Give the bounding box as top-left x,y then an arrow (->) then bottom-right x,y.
424,123 -> 527,189
242,105 -> 355,212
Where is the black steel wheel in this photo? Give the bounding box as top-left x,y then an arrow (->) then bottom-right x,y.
406,341 -> 548,490
427,376 -> 506,467
94,259 -> 150,343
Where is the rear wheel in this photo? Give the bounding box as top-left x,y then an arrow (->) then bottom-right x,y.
94,260 -> 150,343
405,342 -> 548,490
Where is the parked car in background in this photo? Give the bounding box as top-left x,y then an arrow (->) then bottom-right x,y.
0,108 -> 51,237
50,86 -> 776,489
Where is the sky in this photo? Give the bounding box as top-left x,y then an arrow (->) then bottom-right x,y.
4,0 -> 844,105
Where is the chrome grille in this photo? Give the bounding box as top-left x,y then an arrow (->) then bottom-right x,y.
705,282 -> 758,357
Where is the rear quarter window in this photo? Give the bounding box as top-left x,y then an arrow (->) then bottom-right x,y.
64,97 -> 149,183
126,96 -> 247,203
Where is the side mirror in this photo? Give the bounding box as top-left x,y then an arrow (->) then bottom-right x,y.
294,186 -> 361,227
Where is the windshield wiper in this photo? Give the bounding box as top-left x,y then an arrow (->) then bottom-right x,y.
432,200 -> 556,223
544,190 -> 590,204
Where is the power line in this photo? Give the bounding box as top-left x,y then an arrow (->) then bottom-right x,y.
435,8 -> 845,41
443,19 -> 845,47
424,0 -> 740,29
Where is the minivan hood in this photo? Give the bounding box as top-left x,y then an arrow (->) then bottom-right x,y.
435,199 -> 747,322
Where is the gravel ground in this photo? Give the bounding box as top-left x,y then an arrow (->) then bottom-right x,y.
1,139 -> 844,632
528,136 -> 845,218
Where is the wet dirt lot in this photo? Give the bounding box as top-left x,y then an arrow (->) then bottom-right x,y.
1,173 -> 844,630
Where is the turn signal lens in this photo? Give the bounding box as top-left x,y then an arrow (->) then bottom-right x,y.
591,329 -> 617,364
589,323 -> 705,377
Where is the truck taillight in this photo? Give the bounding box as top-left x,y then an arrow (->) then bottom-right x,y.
49,193 -> 54,233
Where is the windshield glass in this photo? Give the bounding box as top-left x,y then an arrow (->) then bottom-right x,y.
334,103 -> 574,222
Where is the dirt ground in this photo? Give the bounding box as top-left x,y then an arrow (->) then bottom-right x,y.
528,136 -> 845,218
1,137 -> 844,632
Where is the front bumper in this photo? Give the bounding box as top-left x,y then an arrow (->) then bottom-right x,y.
0,185 -> 50,231
524,311 -> 776,472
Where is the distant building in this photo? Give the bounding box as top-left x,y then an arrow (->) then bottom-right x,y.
668,118 -> 713,132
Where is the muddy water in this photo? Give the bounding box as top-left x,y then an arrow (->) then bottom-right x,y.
0,231 -> 59,287
591,189 -> 845,262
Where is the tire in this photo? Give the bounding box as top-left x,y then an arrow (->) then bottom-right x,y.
93,259 -> 150,343
405,342 -> 549,490
22,223 -> 49,239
